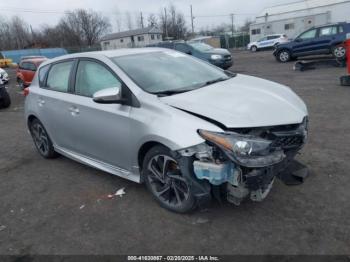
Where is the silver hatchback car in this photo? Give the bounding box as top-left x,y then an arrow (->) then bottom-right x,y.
25,48 -> 308,213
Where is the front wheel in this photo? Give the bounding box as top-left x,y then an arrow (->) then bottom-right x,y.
17,78 -> 25,89
277,49 -> 291,62
250,46 -> 257,52
143,145 -> 196,213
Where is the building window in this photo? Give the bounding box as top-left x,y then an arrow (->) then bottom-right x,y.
103,41 -> 110,47
120,38 -> 124,43
284,23 -> 295,30
157,34 -> 161,39
137,35 -> 144,42
151,34 -> 155,40
251,28 -> 261,35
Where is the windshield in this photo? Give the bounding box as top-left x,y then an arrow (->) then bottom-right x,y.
188,42 -> 213,52
112,51 -> 231,95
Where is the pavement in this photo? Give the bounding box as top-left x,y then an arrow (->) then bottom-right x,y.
0,51 -> 350,255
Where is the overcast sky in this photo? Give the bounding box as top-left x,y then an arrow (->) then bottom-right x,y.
0,0 -> 296,31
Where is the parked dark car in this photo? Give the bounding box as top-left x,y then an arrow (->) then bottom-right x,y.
0,84 -> 10,109
149,41 -> 233,69
274,22 -> 350,62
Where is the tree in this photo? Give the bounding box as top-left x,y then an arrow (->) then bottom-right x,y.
125,12 -> 133,30
147,14 -> 158,27
159,4 -> 187,40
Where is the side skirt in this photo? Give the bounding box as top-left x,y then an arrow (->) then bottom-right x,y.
54,145 -> 141,183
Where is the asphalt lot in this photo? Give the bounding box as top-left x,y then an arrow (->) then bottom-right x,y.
1,50 -> 350,255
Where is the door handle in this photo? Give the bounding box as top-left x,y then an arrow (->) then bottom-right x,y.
38,98 -> 45,106
69,106 -> 80,116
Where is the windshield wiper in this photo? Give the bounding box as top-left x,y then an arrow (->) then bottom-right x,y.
153,88 -> 195,97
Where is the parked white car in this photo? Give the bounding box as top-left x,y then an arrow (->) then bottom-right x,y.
247,34 -> 289,52
0,68 -> 9,84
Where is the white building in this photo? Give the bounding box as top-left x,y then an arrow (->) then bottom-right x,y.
101,26 -> 163,50
250,0 -> 350,42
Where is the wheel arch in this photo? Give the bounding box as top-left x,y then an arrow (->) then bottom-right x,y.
137,141 -> 169,174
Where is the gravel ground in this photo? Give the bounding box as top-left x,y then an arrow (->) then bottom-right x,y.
0,51 -> 349,255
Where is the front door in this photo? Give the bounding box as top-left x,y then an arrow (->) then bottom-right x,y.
61,59 -> 132,170
293,28 -> 318,55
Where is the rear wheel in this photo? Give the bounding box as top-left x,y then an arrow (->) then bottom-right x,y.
332,45 -> 346,60
0,88 -> 11,109
143,145 -> 196,213
29,119 -> 58,158
277,49 -> 291,62
250,46 -> 257,52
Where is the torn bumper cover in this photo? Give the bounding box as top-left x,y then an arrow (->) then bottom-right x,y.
177,119 -> 308,205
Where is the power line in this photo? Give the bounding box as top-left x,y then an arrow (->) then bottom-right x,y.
0,5 -> 255,18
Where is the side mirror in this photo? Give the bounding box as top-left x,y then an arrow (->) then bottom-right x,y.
186,51 -> 192,55
93,86 -> 125,104
295,38 -> 302,42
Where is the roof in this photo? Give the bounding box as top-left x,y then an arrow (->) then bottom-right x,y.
39,48 -> 172,66
21,58 -> 47,65
101,26 -> 163,41
257,0 -> 350,17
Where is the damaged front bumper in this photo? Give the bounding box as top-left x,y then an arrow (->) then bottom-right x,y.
177,120 -> 308,206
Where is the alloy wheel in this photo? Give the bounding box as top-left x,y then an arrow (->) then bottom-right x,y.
147,154 -> 190,207
279,51 -> 290,62
31,122 -> 50,155
333,46 -> 346,58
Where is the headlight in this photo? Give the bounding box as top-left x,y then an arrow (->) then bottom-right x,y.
211,54 -> 222,60
198,129 -> 285,167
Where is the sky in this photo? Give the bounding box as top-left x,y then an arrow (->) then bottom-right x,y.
0,0 -> 297,32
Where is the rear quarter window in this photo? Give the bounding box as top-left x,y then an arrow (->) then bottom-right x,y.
38,64 -> 50,87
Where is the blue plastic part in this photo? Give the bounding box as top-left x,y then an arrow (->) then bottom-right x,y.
193,161 -> 237,185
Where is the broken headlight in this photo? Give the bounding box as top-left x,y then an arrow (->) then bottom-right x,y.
198,129 -> 285,168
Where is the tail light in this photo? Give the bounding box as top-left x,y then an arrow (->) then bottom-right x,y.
23,87 -> 29,97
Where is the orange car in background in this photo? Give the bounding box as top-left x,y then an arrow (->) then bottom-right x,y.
16,58 -> 47,88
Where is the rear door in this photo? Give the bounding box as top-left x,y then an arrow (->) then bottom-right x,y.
34,59 -> 76,147
316,25 -> 338,53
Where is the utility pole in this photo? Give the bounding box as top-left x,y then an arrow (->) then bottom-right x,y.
140,12 -> 144,28
164,7 -> 168,39
190,5 -> 194,36
230,13 -> 234,37
230,13 -> 234,48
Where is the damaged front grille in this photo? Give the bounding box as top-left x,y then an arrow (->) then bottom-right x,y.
228,122 -> 307,151
270,134 -> 304,149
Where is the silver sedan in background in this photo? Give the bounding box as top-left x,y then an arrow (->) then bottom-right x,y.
24,48 -> 308,213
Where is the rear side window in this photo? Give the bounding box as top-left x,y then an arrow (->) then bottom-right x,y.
75,60 -> 122,97
46,61 -> 74,93
38,65 -> 50,87
175,43 -> 192,54
319,26 -> 337,37
267,35 -> 279,40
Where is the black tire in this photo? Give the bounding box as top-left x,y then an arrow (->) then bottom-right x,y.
29,118 -> 58,159
250,45 -> 258,52
332,45 -> 346,60
0,88 -> 11,109
142,145 -> 196,213
277,49 -> 291,62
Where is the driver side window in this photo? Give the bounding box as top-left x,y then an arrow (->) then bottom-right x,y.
75,60 -> 122,97
299,29 -> 317,40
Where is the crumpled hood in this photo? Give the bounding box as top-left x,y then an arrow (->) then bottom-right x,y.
160,74 -> 308,128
